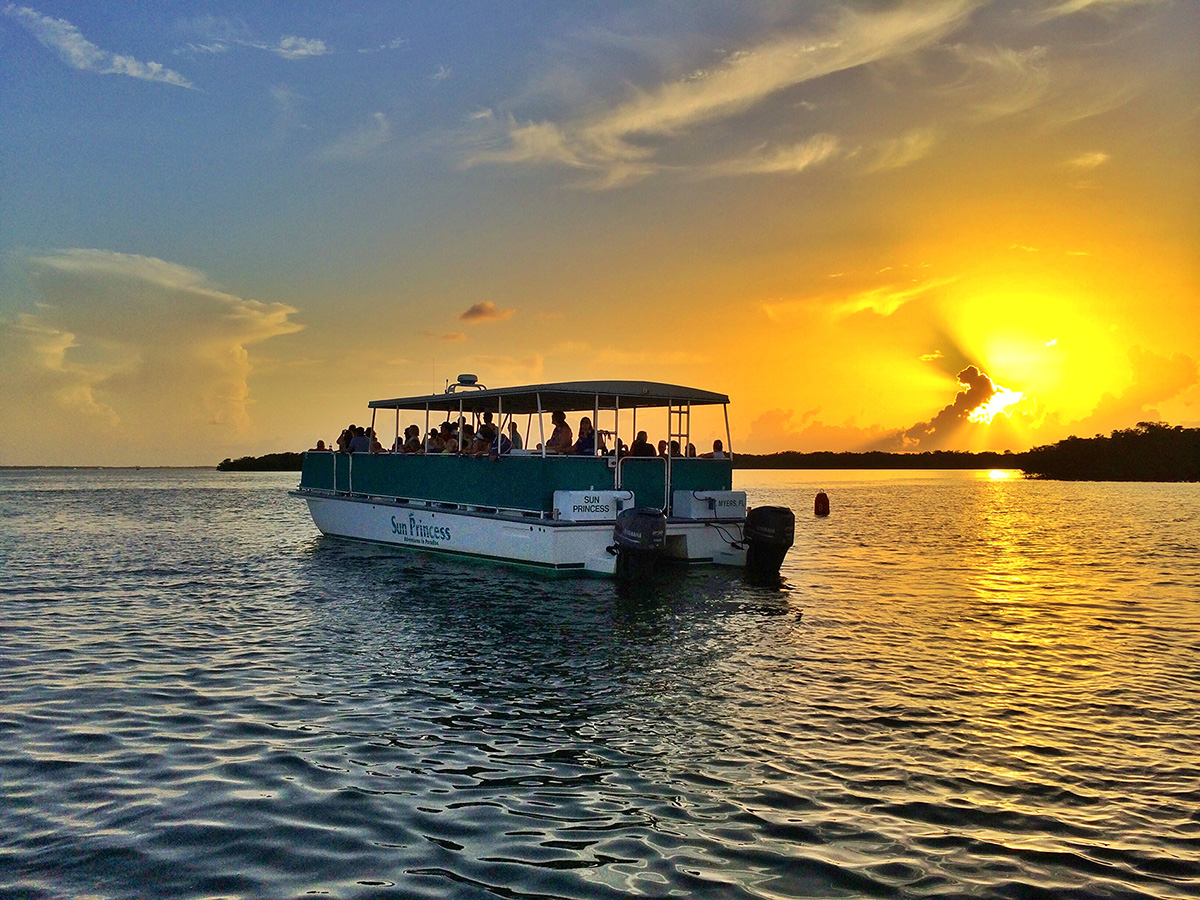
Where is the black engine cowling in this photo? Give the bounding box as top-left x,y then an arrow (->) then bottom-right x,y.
612,507 -> 667,579
744,505 -> 795,582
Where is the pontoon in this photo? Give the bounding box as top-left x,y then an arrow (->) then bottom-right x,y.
292,377 -> 794,579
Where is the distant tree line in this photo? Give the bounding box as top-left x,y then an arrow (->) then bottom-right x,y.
1020,422 -> 1199,482
216,423 -> 1199,481
217,452 -> 303,472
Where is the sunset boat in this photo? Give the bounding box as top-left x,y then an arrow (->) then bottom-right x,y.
292,377 -> 794,579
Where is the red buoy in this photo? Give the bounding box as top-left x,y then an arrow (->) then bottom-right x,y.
814,491 -> 830,517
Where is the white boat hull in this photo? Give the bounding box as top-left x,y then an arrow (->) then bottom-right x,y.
294,491 -> 747,576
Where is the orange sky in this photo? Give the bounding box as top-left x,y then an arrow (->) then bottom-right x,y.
2,1 -> 1197,465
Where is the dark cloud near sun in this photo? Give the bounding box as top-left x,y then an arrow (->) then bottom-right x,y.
459,301 -> 514,323
876,365 -> 1000,450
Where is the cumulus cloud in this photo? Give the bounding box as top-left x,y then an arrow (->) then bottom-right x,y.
1063,347 -> 1197,436
874,365 -> 1002,449
468,0 -> 974,185
0,250 -> 302,463
5,5 -> 194,87
459,301 -> 514,323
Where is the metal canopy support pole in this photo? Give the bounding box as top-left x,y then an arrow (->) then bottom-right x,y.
537,393 -> 545,457
724,403 -> 733,462
395,408 -> 400,451
498,397 -> 503,454
458,398 -> 464,452
665,402 -> 672,516
370,408 -> 377,452
613,396 -> 621,488
425,404 -> 430,453
593,394 -> 600,456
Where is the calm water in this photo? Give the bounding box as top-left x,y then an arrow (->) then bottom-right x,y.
1,468 -> 1197,900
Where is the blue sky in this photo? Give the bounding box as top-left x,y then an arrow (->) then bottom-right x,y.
2,1 -> 1197,464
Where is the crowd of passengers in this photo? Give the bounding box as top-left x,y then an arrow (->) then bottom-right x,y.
310,412 -> 727,460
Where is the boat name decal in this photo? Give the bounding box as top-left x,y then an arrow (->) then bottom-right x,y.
391,514 -> 452,546
573,494 -> 611,515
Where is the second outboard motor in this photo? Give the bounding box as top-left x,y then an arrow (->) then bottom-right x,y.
611,507 -> 667,580
744,505 -> 795,583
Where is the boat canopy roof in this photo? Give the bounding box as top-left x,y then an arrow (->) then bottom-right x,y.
369,380 -> 729,414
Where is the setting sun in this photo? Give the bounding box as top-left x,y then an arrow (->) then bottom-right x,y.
968,386 -> 1026,425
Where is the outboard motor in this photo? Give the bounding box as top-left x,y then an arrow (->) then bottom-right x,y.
611,507 -> 667,580
744,505 -> 795,583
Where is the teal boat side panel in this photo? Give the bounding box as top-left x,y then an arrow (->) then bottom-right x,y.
670,458 -> 733,492
300,452 -> 338,490
617,457 -> 732,510
301,452 -> 613,510
619,458 -> 668,510
300,452 -> 731,511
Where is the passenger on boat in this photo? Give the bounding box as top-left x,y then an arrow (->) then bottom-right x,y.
470,424 -> 494,457
438,422 -> 457,453
349,427 -> 371,453
628,431 -> 656,457
483,424 -> 512,457
572,417 -> 606,455
701,439 -> 727,459
657,440 -> 668,457
309,440 -> 327,451
546,411 -> 573,453
425,429 -> 444,453
669,440 -> 681,457
397,424 -> 422,454
508,422 -> 523,451
370,434 -> 385,454
686,442 -> 697,457
336,427 -> 353,453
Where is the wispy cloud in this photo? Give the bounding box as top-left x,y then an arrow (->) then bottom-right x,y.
1065,150 -> 1110,168
703,134 -> 839,177
468,0 -> 976,186
1037,0 -> 1165,21
175,16 -> 328,61
460,301 -> 514,323
834,276 -> 958,317
5,5 -> 194,88
315,112 -> 390,161
273,35 -> 327,59
359,37 -> 407,55
763,275 -> 958,322
946,44 -> 1050,120
865,127 -> 939,172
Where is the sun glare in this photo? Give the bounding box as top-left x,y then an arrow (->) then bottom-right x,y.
968,386 -> 1025,424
